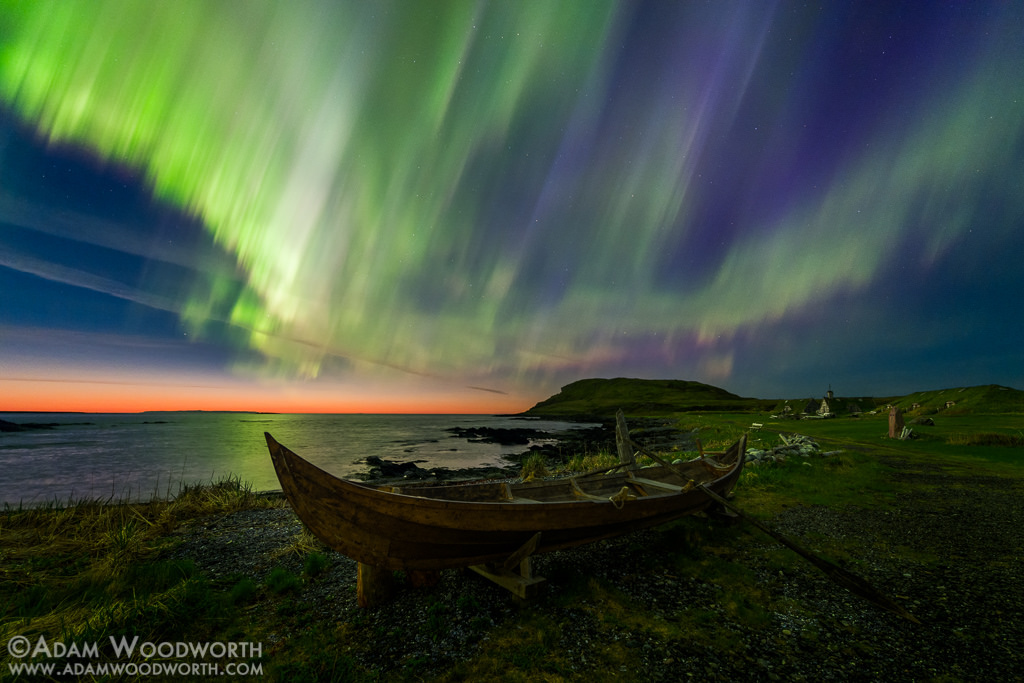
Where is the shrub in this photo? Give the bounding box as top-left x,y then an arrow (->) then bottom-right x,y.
304,552 -> 330,578
266,567 -> 301,594
229,577 -> 258,604
520,453 -> 549,481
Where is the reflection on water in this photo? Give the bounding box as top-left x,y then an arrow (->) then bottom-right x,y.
0,413 -> 592,506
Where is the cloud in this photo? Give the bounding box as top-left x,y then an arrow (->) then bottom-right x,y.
0,247 -> 181,313
0,194 -> 238,274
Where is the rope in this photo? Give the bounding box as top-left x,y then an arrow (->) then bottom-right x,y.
570,478 -> 637,509
608,486 -> 637,510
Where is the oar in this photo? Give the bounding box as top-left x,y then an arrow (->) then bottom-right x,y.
629,437 -> 921,625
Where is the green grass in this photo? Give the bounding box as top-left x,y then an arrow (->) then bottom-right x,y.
229,577 -> 259,605
890,384 -> 1024,415
519,452 -> 550,480
564,450 -> 619,472
694,411 -> 1024,469
304,551 -> 331,578
266,567 -> 302,594
3,411 -> 1023,681
945,431 -> 1024,447
0,476 -> 282,669
266,624 -> 362,682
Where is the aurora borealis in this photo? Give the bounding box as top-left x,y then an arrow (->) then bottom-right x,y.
1,1 -> 1022,413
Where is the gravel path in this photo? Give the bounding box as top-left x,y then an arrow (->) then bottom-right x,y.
169,460 -> 1024,681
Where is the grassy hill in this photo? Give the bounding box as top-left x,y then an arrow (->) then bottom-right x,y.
523,378 -> 1024,419
522,377 -> 770,418
886,384 -> 1024,416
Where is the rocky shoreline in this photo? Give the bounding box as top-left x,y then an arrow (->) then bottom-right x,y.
353,417 -> 696,484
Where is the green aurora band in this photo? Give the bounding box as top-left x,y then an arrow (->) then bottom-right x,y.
1,1 -> 1022,392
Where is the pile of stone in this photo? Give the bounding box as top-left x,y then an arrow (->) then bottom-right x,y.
743,433 -> 839,465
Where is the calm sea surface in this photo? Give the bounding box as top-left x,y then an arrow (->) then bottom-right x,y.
0,413 -> 592,506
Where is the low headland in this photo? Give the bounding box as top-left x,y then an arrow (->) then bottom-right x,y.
2,379 -> 1022,680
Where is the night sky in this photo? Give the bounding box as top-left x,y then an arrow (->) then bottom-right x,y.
1,1 -> 1022,413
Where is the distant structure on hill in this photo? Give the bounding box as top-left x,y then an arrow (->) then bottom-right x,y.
801,386 -> 864,418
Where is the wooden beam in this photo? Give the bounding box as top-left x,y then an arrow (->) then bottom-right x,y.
503,532 -> 541,572
570,478 -> 608,502
356,562 -> 395,608
469,532 -> 546,599
615,409 -> 637,470
627,476 -> 690,493
468,564 -> 546,600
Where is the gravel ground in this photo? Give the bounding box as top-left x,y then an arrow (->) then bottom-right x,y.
169,459 -> 1023,681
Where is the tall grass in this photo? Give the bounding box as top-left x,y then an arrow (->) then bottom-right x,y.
673,419 -> 750,451
946,432 -> 1024,447
520,453 -> 550,480
0,476 -> 282,653
563,450 -> 618,472
736,449 -> 894,512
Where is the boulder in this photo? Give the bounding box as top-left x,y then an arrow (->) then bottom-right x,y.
364,456 -> 427,479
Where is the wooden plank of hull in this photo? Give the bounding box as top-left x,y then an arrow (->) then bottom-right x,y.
266,432 -> 745,571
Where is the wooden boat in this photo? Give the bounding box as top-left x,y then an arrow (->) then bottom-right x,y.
265,431 -> 746,575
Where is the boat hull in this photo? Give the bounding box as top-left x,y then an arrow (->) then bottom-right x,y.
266,432 -> 746,571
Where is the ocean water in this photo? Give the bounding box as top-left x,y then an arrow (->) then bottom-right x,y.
0,413 -> 593,506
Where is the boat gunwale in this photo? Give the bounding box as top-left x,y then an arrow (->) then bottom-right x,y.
268,432 -> 742,513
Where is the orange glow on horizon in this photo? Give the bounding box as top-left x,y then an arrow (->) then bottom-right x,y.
0,377 -> 534,415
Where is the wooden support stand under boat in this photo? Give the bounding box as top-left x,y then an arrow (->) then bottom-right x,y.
356,562 -> 395,609
264,420 -> 747,607
468,532 -> 546,599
